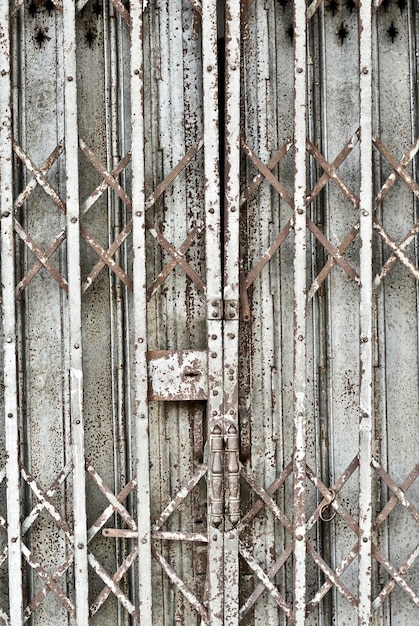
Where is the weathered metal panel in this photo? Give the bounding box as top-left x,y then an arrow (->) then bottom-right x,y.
1,0 -> 419,625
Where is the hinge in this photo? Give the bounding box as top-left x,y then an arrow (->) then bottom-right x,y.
224,300 -> 239,320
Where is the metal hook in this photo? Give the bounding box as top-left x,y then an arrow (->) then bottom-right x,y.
319,489 -> 336,522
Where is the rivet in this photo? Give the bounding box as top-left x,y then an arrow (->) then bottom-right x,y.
134,69 -> 140,75
211,352 -> 217,358
213,390 -> 218,396
362,536 -> 368,543
213,411 -> 218,416
361,336 -> 368,343
298,335 -> 304,341
212,534 -> 217,541
140,413 -> 146,419
138,337 -> 144,343
207,65 -> 213,72
297,67 -> 303,73
231,206 -> 236,212
230,64 -> 236,71
362,67 -> 368,74
68,76 -> 74,81
2,211 -> 10,218
297,208 -> 304,215
76,419 -> 80,424
78,543 -> 84,549
136,211 -> 141,217
74,343 -> 80,349
6,337 -> 12,343
71,216 -> 77,223
209,207 -> 214,214
141,536 -> 147,544
296,534 -> 303,541
211,334 -> 217,340
7,413 -> 13,418
11,537 -> 17,543
229,409 -> 234,415
212,310 -> 219,317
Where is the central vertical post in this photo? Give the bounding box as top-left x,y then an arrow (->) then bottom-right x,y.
223,0 -> 241,624
293,0 -> 308,621
203,1 -> 224,624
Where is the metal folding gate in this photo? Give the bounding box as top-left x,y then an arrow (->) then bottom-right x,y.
1,0 -> 418,624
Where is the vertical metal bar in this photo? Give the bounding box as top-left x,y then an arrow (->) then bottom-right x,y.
293,0 -> 307,621
223,1 -> 241,623
131,2 -> 153,622
0,3 -> 24,624
63,1 -> 89,623
202,0 -> 224,622
358,0 -> 373,622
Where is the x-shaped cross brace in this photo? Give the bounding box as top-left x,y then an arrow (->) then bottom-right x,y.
12,140 -> 69,295
240,132 -> 361,316
80,137 -> 206,296
238,456 -> 361,618
373,136 -> 419,284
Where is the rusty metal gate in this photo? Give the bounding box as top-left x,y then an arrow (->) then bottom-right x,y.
1,0 -> 419,624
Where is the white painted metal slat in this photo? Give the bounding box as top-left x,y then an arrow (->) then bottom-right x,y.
223,2 -> 241,623
293,0 -> 308,622
0,3 -> 23,624
358,0 -> 374,622
131,1 -> 153,622
63,1 -> 89,623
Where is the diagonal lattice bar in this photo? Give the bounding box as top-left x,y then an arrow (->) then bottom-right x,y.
373,220 -> 419,281
87,551 -> 140,620
81,222 -> 133,291
21,543 -> 75,618
88,477 -> 137,543
306,138 -> 360,209
147,223 -> 204,299
82,150 -> 132,216
241,136 -> 360,305
14,221 -> 68,291
309,135 -> 419,296
373,543 -> 419,610
152,463 -> 208,532
239,542 -> 292,618
12,140 -> 68,292
79,137 -> 206,292
90,547 -> 139,617
151,545 -> 208,624
88,474 -> 138,613
239,461 -> 360,614
239,458 -> 360,615
85,461 -> 137,530
306,129 -> 360,206
372,136 -> 419,281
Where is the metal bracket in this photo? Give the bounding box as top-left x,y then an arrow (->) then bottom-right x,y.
224,299 -> 239,320
147,349 -> 208,401
208,299 -> 222,320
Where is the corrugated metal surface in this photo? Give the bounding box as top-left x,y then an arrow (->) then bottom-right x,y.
0,0 -> 418,624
